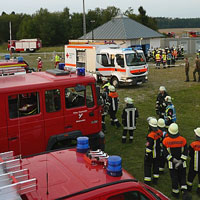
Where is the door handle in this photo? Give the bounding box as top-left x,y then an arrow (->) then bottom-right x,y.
8,137 -> 19,141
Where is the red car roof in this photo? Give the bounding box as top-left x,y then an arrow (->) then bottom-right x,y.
0,71 -> 95,94
22,149 -> 134,200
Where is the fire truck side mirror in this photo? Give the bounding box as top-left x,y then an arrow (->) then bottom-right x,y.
96,85 -> 101,105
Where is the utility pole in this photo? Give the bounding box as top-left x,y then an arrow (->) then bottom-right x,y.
83,0 -> 86,39
9,21 -> 12,56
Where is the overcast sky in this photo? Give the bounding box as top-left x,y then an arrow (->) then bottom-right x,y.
1,0 -> 200,18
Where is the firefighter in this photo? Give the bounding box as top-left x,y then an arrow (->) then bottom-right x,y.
54,54 -> 60,68
155,86 -> 168,119
164,96 -> 176,127
155,51 -> 161,69
101,77 -> 110,132
37,57 -> 43,72
162,51 -> 167,69
108,85 -> 121,128
193,55 -> 200,82
185,57 -> 190,82
187,127 -> 200,196
162,123 -> 189,199
157,118 -> 167,174
144,118 -> 162,185
167,50 -> 172,67
121,97 -> 139,143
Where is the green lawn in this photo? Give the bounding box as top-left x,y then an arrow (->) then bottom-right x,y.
1,47 -> 200,199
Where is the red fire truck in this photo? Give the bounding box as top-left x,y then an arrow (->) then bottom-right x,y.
0,148 -> 170,200
0,69 -> 104,156
8,38 -> 42,53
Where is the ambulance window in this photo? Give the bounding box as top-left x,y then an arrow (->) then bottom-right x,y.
86,85 -> 94,108
116,54 -> 124,67
65,87 -> 85,109
8,92 -> 40,118
45,89 -> 61,113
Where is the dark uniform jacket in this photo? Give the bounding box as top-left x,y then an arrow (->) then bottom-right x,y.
122,104 -> 139,130
108,92 -> 119,112
155,91 -> 168,117
145,130 -> 163,159
188,140 -> 200,172
163,135 -> 187,169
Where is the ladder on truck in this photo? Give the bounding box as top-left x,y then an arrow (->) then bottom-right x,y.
0,151 -> 37,200
0,67 -> 26,76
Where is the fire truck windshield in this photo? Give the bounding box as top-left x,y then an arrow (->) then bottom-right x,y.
125,53 -> 146,66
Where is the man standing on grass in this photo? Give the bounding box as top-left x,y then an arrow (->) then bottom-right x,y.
185,57 -> 190,82
193,55 -> 200,82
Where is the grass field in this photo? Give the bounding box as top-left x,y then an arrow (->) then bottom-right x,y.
1,48 -> 200,199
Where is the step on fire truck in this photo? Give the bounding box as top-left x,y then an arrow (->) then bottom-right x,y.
0,139 -> 169,200
65,42 -> 148,87
0,68 -> 104,157
8,38 -> 42,53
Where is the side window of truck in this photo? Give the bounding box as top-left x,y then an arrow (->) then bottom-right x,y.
86,85 -> 94,108
8,92 -> 40,118
116,54 -> 125,68
65,87 -> 85,109
45,89 -> 61,113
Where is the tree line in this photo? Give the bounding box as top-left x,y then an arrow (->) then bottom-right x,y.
1,6 -> 200,47
0,6 -> 157,46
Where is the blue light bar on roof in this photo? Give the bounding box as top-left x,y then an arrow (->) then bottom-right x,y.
122,48 -> 132,51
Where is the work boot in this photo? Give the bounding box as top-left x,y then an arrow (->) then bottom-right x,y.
196,188 -> 200,196
116,122 -> 121,128
193,80 -> 196,82
182,191 -> 192,200
110,121 -> 115,126
122,138 -> 126,143
152,178 -> 158,185
144,181 -> 151,186
171,192 -> 179,199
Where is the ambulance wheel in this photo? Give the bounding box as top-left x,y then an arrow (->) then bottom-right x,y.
111,77 -> 119,88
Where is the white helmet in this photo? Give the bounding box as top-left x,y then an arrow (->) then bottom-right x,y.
37,57 -> 41,60
194,127 -> 200,137
165,96 -> 172,103
159,86 -> 166,92
149,118 -> 158,127
168,123 -> 178,135
157,118 -> 165,128
124,97 -> 133,104
108,85 -> 115,92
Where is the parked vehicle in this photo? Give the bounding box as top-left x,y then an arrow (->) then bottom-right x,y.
8,38 -> 42,53
65,44 -> 148,87
0,69 -> 104,156
0,148 -> 170,200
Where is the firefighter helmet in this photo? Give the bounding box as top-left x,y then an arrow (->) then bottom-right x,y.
124,97 -> 133,104
158,118 -> 165,128
159,86 -> 166,92
165,96 -> 172,103
149,118 -> 157,127
168,123 -> 178,135
194,127 -> 200,137
108,85 -> 115,92
37,57 -> 41,60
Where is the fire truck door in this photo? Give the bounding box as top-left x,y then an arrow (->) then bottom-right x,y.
6,92 -> 45,156
0,95 -> 8,152
64,84 -> 99,137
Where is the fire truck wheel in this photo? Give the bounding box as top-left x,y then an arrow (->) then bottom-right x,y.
111,77 -> 119,88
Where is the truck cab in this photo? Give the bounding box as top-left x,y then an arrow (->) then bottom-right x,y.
0,69 -> 104,156
0,148 -> 169,200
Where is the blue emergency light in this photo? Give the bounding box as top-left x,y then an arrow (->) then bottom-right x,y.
77,67 -> 85,76
18,57 -> 24,62
76,137 -> 89,153
107,155 -> 122,177
5,54 -> 10,60
58,63 -> 65,70
122,48 -> 132,51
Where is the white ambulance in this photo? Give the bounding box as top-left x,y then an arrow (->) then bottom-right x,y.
65,44 -> 148,87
